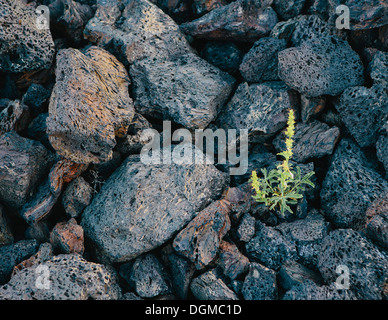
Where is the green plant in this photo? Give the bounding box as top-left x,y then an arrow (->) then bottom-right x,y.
250,109 -> 315,216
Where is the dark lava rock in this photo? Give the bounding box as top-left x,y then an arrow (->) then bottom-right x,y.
156,0 -> 193,23
81,147 -> 228,263
173,199 -> 231,270
239,37 -> 286,83
321,139 -> 388,230
130,52 -> 235,130
127,254 -> 171,298
0,99 -> 30,136
190,269 -> 238,300
242,262 -> 277,300
0,254 -> 121,300
218,241 -> 250,280
278,260 -> 323,291
180,0 -> 278,42
335,85 -> 388,147
192,0 -> 232,16
370,50 -> 388,87
61,176 -> 93,218
282,279 -> 357,300
25,113 -> 51,150
246,221 -> 298,270
276,211 -> 330,268
216,82 -> 296,142
273,0 -> 306,20
273,120 -> 340,163
278,35 -> 364,97
46,0 -> 94,44
46,46 -> 135,164
0,0 -> 55,72
0,240 -> 39,285
318,229 -> 388,300
236,213 -> 256,243
84,0 -> 192,65
50,218 -> 84,255
21,83 -> 51,117
0,132 -> 53,212
300,95 -> 326,123
201,41 -> 243,73
376,135 -> 388,174
328,0 -> 388,30
0,205 -> 13,247
366,192 -> 388,251
167,252 -> 196,299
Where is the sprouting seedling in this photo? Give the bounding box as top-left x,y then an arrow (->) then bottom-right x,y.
250,109 -> 315,216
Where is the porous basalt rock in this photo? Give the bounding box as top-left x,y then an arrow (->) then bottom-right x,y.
46,46 -> 135,164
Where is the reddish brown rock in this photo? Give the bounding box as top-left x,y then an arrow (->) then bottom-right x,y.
193,0 -> 233,15
219,241 -> 249,280
50,218 -> 84,254
173,199 -> 231,269
366,192 -> 388,250
180,0 -> 278,42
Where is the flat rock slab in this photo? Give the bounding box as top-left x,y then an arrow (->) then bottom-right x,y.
81,150 -> 228,263
278,35 -> 364,97
320,139 -> 388,230
0,132 -> 53,212
130,53 -> 235,130
0,0 -> 55,72
180,0 -> 278,42
46,46 -> 135,164
0,254 -> 121,300
84,0 -> 192,65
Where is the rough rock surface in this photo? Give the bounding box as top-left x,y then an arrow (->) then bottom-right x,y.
216,82 -> 296,142
370,50 -> 388,86
0,254 -> 121,300
320,139 -> 388,230
81,148 -> 228,263
167,252 -> 196,299
0,240 -> 39,285
126,254 -> 172,298
300,95 -> 326,123
190,269 -> 238,300
201,41 -> 243,74
278,36 -> 364,97
328,0 -> 388,30
84,0 -> 193,65
180,0 -> 278,42
218,241 -> 249,280
236,213 -> 256,243
130,53 -> 235,130
192,0 -> 232,16
376,135 -> 388,174
0,205 -> 13,247
61,177 -> 93,218
276,211 -> 330,268
335,85 -> 388,147
0,0 -> 55,72
239,37 -> 286,83
21,84 -> 51,117
0,132 -> 53,212
173,199 -> 231,269
282,279 -> 357,300
246,221 -> 298,270
273,0 -> 306,20
46,46 -> 135,164
278,260 -> 323,291
273,120 -> 340,163
318,229 -> 388,300
0,100 -> 30,136
365,192 -> 388,251
242,263 -> 277,300
50,219 -> 85,254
